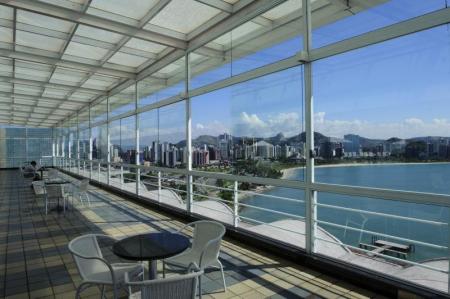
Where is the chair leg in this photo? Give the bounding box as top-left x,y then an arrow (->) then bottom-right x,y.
45,198 -> 48,215
112,285 -> 118,299
163,261 -> 166,278
75,283 -> 88,299
218,260 -> 227,292
101,285 -> 106,299
198,275 -> 202,299
86,193 -> 91,206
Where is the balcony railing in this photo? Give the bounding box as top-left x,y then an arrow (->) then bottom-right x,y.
55,156 -> 450,295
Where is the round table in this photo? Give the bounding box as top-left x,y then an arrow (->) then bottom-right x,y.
112,232 -> 190,279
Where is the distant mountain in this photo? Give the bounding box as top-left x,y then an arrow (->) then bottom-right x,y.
176,135 -> 218,148
172,132 -> 450,149
343,134 -> 384,148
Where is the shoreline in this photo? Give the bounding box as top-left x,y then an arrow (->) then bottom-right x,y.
281,161 -> 450,179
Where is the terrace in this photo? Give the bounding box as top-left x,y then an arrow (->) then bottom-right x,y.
0,0 -> 450,298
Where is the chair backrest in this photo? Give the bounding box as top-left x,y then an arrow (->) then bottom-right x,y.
48,169 -> 58,179
45,184 -> 64,198
68,235 -> 109,281
32,181 -> 45,195
79,179 -> 89,192
190,221 -> 225,268
127,270 -> 202,299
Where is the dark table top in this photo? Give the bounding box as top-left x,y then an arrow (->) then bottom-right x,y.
44,179 -> 71,185
113,232 -> 190,261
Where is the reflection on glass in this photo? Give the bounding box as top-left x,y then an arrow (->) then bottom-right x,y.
191,66 -> 305,180
313,26 -> 450,192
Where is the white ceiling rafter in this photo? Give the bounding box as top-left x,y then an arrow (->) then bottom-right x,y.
0,0 -> 188,49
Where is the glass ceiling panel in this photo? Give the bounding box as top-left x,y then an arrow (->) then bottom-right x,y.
0,27 -> 12,43
109,85 -> 135,117
262,0 -> 302,19
0,5 -> 13,20
13,84 -> 43,95
74,24 -> 124,44
88,0 -> 159,22
15,67 -> 52,81
108,52 -> 149,68
148,0 -> 221,34
63,42 -> 110,61
50,71 -> 86,84
0,82 -> 12,92
124,38 -> 167,54
42,88 -> 69,98
71,92 -> 94,101
16,30 -> 65,53
17,10 -> 74,32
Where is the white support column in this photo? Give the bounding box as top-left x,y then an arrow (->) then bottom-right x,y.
76,113 -> 80,175
303,0 -> 316,254
106,97 -> 111,185
185,52 -> 193,213
52,128 -> 56,167
135,82 -> 140,195
88,107 -> 93,179
233,180 -> 239,228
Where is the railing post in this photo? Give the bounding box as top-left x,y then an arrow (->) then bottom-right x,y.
98,162 -> 100,181
233,181 -> 239,228
158,171 -> 162,203
448,220 -> 450,294
303,0 -> 316,254
120,165 -> 124,190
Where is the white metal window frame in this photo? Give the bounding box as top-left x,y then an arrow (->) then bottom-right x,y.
52,1 -> 450,294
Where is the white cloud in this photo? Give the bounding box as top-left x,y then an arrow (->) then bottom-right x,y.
233,111 -> 302,137
314,112 -> 450,139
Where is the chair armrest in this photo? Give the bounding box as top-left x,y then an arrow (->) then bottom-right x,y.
199,237 -> 222,269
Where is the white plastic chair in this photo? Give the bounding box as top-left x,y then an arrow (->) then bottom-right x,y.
163,221 -> 226,298
71,179 -> 91,206
48,168 -> 59,180
44,184 -> 68,215
68,234 -> 144,299
125,268 -> 203,299
32,181 -> 46,196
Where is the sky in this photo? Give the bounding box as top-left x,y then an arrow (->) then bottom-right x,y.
188,0 -> 450,141
115,0 -> 450,146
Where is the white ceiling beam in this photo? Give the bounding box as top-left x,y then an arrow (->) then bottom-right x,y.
0,0 -> 187,49
0,91 -> 88,105
0,75 -> 107,94
194,0 -> 233,13
310,6 -> 450,61
0,99 -> 78,111
55,0 -> 288,127
188,0 -> 287,51
0,48 -> 135,79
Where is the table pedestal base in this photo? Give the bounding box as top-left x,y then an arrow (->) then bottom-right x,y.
148,260 -> 157,280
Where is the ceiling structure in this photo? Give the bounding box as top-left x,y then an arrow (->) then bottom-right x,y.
0,0 -> 378,128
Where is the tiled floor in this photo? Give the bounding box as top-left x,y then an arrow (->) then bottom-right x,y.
0,169 -> 385,299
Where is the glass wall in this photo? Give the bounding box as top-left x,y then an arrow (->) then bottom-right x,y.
0,126 -> 53,168
53,0 -> 450,294
313,25 -> 450,192
192,66 -> 305,179
109,116 -> 136,164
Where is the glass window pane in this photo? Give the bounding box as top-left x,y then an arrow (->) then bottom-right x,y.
316,192 -> 448,292
109,86 -> 136,117
191,0 -> 303,89
110,116 -> 136,164
312,0 -> 447,49
137,57 -> 185,107
192,66 -> 305,180
91,124 -> 108,161
313,26 -> 450,193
